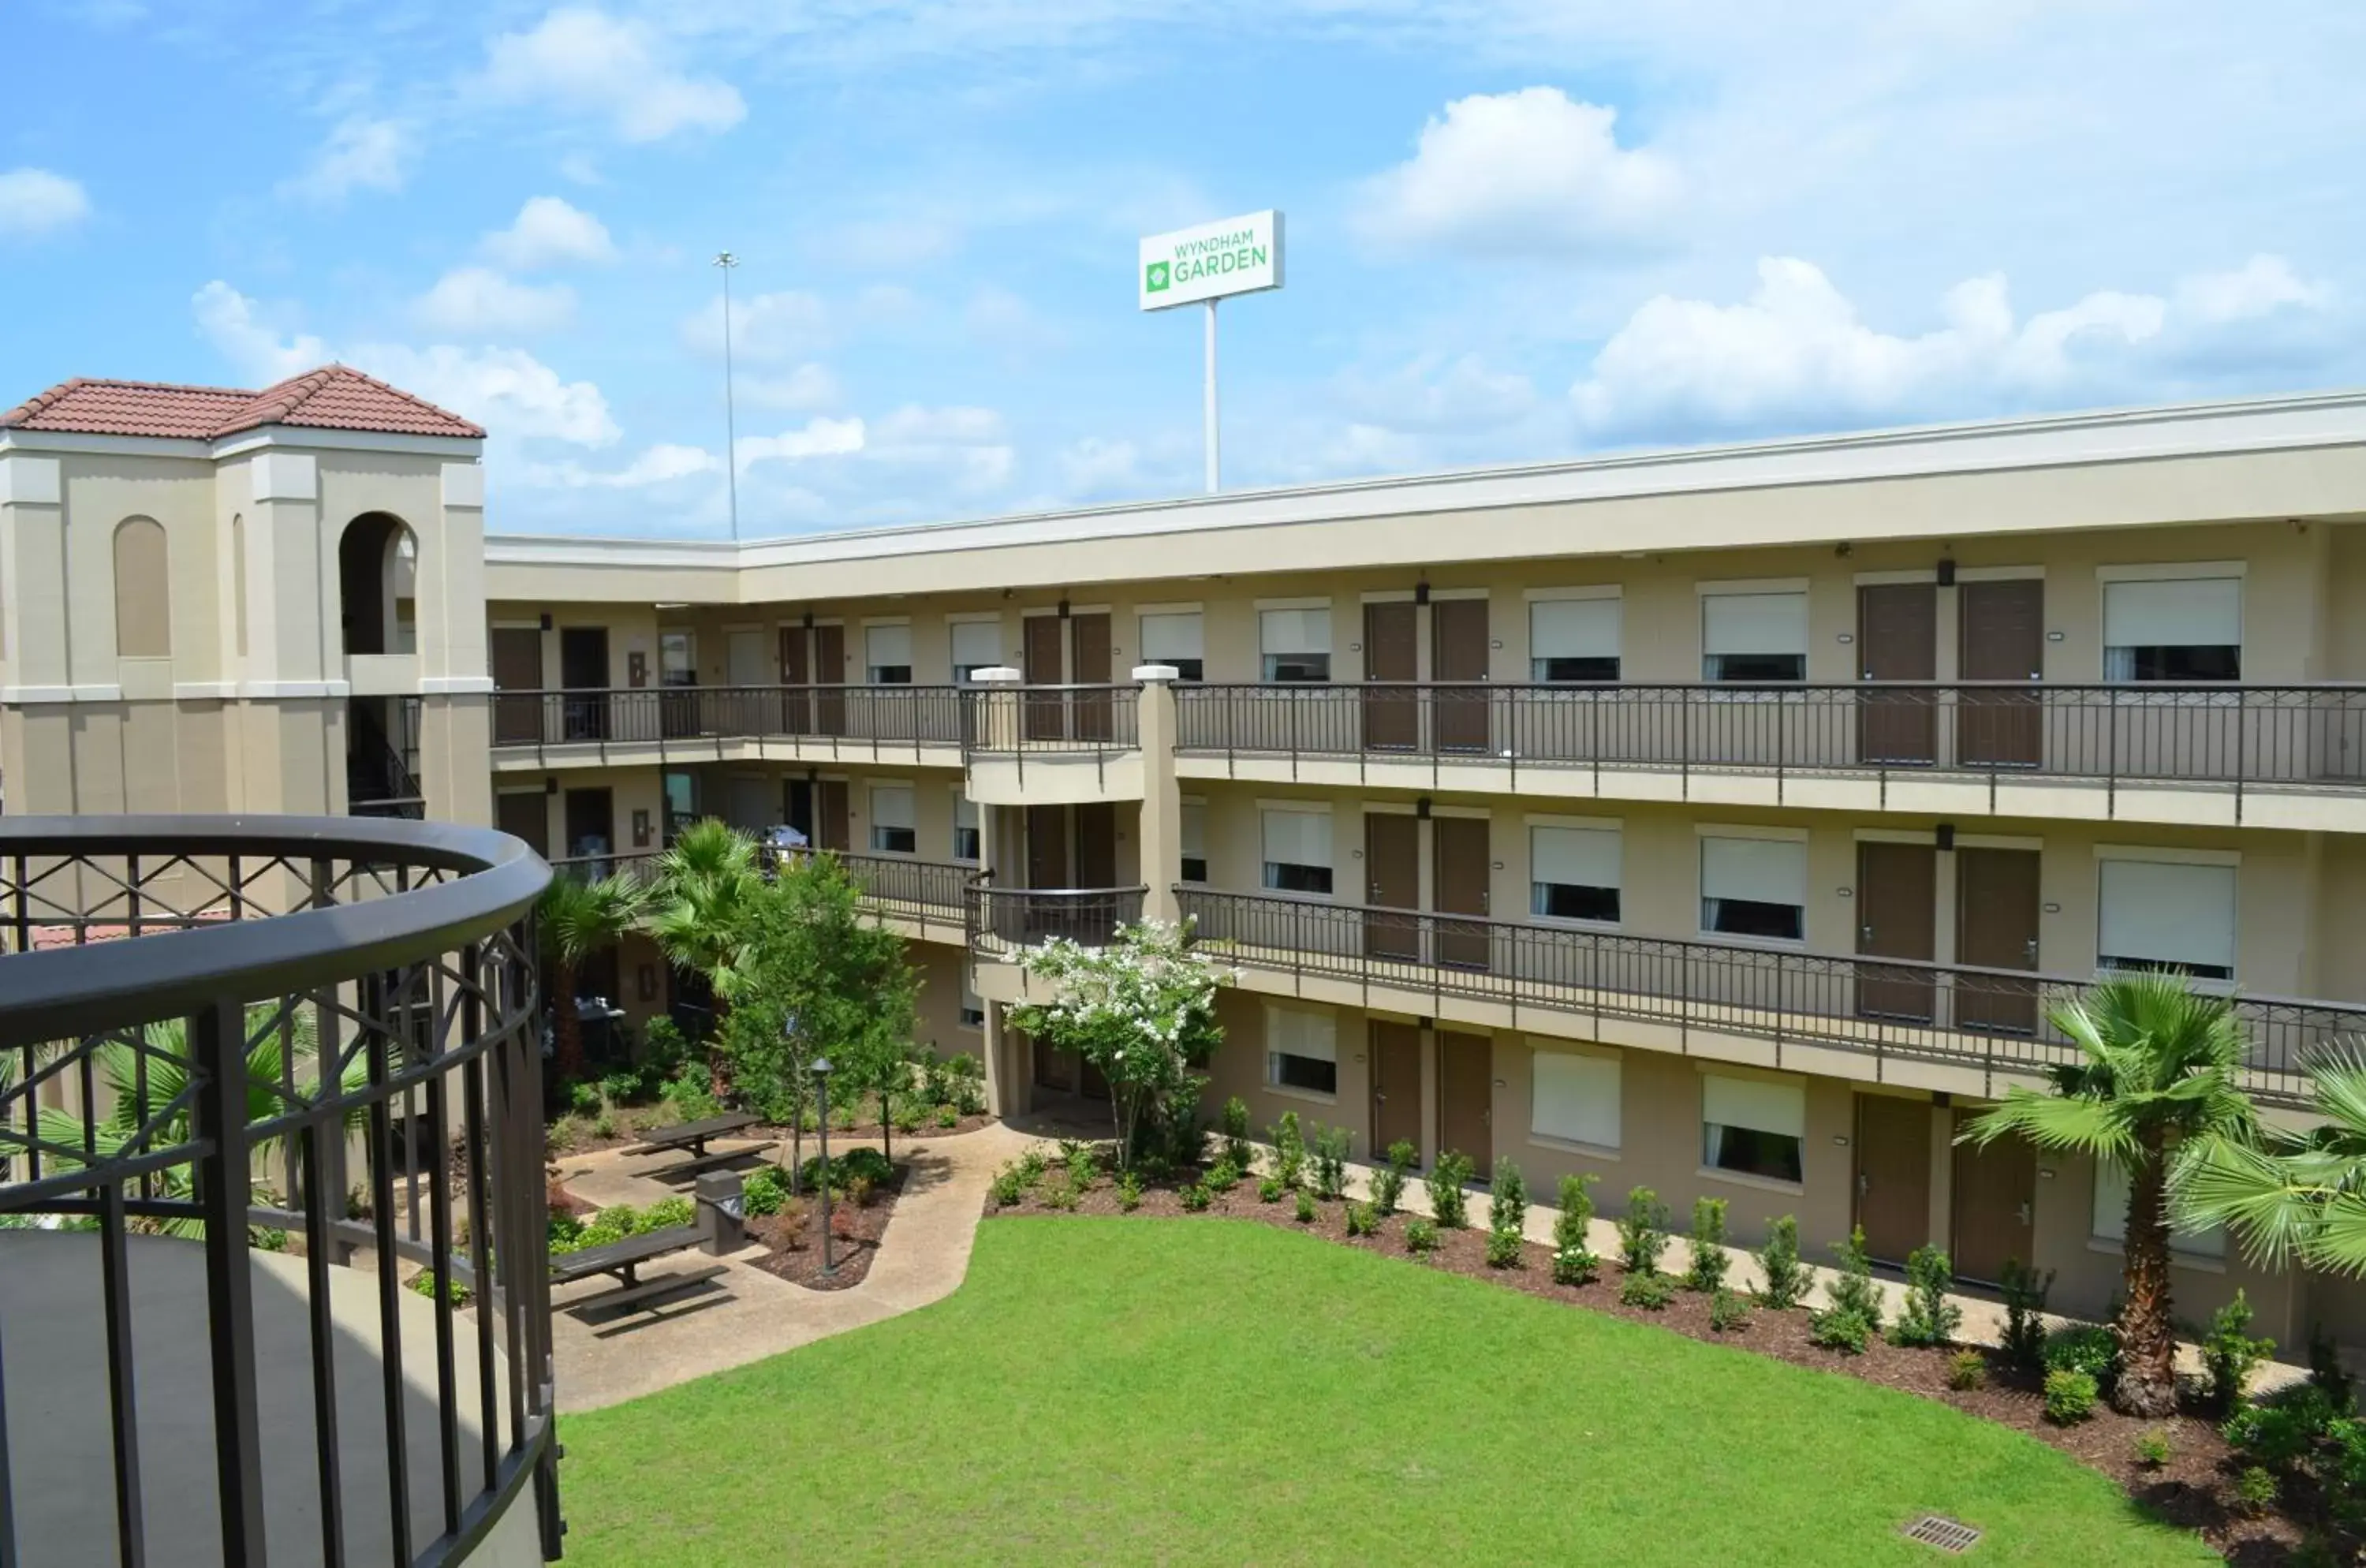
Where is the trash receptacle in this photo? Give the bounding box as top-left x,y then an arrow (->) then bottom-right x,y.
695,1170 -> 745,1256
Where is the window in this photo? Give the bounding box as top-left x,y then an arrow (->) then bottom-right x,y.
1700,834 -> 1806,941
1260,607 -> 1331,683
662,770 -> 697,842
959,973 -> 984,1030
1531,824 -> 1621,924
953,792 -> 980,863
1702,1074 -> 1805,1184
1260,808 -> 1332,895
660,631 -> 696,688
866,623 -> 913,685
951,620 -> 1002,683
2098,857 -> 2236,981
1530,596 -> 1620,682
2103,577 -> 2241,682
1701,590 -> 1807,682
1266,1006 -> 1338,1096
2092,1157 -> 2226,1258
1140,611 -> 1205,682
1181,800 -> 1208,884
1532,1047 -> 1620,1149
113,517 -> 170,659
869,785 -> 916,855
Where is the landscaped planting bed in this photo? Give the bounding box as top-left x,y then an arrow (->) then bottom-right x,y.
741,1148 -> 909,1291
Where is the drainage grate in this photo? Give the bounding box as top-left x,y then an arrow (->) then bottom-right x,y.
1902,1515 -> 1982,1554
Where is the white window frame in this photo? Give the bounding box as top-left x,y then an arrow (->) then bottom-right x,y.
1259,802 -> 1334,898
1529,1043 -> 1621,1153
2093,846 -> 2238,984
868,782 -> 918,857
948,615 -> 1004,684
1698,579 -> 1809,684
1700,1071 -> 1807,1189
1524,586 -> 1623,683
951,789 -> 980,864
1263,1002 -> 1339,1103
1527,815 -> 1622,928
1696,826 -> 1808,946
1179,795 -> 1209,885
2097,563 -> 2244,684
1256,597 -> 1333,685
1137,607 -> 1206,682
864,619 -> 914,686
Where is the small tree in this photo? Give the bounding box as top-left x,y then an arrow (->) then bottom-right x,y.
537,871 -> 644,1087
647,819 -> 768,1088
1007,919 -> 1226,1174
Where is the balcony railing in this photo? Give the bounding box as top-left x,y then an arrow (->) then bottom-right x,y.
1,816 -> 559,1567
1174,681 -> 2366,808
550,846 -> 972,927
965,875 -> 1146,952
1174,886 -> 2356,1109
491,684 -> 968,758
962,683 -> 1141,754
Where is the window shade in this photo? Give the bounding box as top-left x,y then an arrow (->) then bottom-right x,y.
1260,607 -> 1332,655
866,624 -> 912,670
869,786 -> 916,831
1530,598 -> 1621,660
1532,1049 -> 1621,1148
1181,802 -> 1207,858
1140,612 -> 1205,662
1700,836 -> 1805,907
950,622 -> 1002,671
1261,809 -> 1331,868
2099,859 -> 2236,973
1267,1006 -> 1337,1062
1701,1075 -> 1804,1139
2103,578 -> 2240,648
1532,826 -> 1621,889
1701,592 -> 1808,655
954,793 -> 978,832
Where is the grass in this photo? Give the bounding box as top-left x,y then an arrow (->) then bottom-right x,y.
561,1219 -> 2214,1566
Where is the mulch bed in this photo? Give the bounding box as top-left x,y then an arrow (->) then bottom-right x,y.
754,1111 -> 997,1146
744,1164 -> 909,1292
987,1174 -> 2317,1564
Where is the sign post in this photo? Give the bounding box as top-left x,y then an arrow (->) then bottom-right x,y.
1140,210 -> 1284,494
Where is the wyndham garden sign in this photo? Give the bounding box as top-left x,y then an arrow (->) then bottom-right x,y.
1139,211 -> 1285,311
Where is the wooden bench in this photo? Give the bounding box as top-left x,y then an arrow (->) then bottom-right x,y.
548,1224 -> 726,1315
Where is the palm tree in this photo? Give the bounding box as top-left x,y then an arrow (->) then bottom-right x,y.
539,871 -> 645,1086
647,819 -> 766,1087
2178,1043 -> 2366,1279
1959,970 -> 2261,1417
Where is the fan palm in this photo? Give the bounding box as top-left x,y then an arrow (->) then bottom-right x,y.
647,819 -> 766,1087
2178,1043 -> 2366,1279
539,870 -> 646,1086
1959,969 -> 2260,1417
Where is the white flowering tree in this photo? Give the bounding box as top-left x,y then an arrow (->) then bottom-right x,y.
1008,919 -> 1228,1173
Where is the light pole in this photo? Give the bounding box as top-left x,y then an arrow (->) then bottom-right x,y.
712,250 -> 741,542
811,1055 -> 835,1276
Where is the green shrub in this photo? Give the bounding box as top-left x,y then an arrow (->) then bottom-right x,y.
1063,1141 -> 1099,1192
1118,1172 -> 1144,1212
1013,1146 -> 1051,1186
1811,1310 -> 1872,1354
2310,1324 -> 2359,1416
2235,1465 -> 2279,1514
894,1104 -> 924,1134
1310,1122 -> 1354,1200
549,1212 -> 585,1253
798,1145 -> 895,1193
1345,1202 -> 1379,1238
1485,1228 -> 1524,1269
1294,1188 -> 1318,1224
1404,1217 -> 1439,1256
1753,1215 -> 1811,1309
598,1069 -> 645,1107
1427,1151 -> 1475,1230
2044,1368 -> 2099,1425
568,1080 -> 603,1118
1179,1182 -> 1211,1212
1221,1096 -> 1255,1171
1620,1271 -> 1675,1310
1998,1258 -> 2055,1372
1682,1197 -> 1729,1293
1258,1175 -> 1284,1204
1551,1174 -> 1600,1286
935,1103 -> 958,1128
1043,1176 -> 1080,1211
2043,1323 -> 2118,1393
1813,1226 -> 1884,1346
659,1066 -> 721,1125
592,1110 -> 618,1141
1946,1349 -> 1988,1391
2133,1428 -> 2172,1469
1267,1111 -> 1306,1190
2226,1385 -> 2339,1472
987,1164 -> 1026,1209
1890,1245 -> 1962,1348
1488,1159 -> 1528,1237
1204,1159 -> 1241,1193
2316,1415 -> 2366,1526
408,1267 -> 469,1305
2201,1290 -> 2276,1417
546,1119 -> 577,1153
646,1196 -> 694,1230
1709,1287 -> 1751,1332
743,1166 -> 789,1218
1615,1186 -> 1670,1276
1372,1140 -> 1416,1217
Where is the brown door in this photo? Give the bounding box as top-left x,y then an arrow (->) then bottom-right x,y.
1956,847 -> 2042,1036
1433,815 -> 1491,971
1026,805 -> 1069,887
1854,1096 -> 1931,1265
1032,1034 -> 1075,1093
1437,1031 -> 1492,1180
812,624 -> 846,736
1855,841 -> 1936,1021
1370,1021 -> 1424,1165
495,790 -> 549,860
1074,802 -> 1117,888
1071,613 -> 1114,741
1363,812 -> 1420,960
558,627 -> 609,741
815,779 -> 849,852
1432,599 -> 1490,752
1857,583 -> 1937,764
779,626 -> 811,734
1362,601 -> 1418,751
1952,1126 -> 2037,1285
562,787 -> 614,858
491,627 -> 544,744
1958,579 -> 2044,768
1023,615 -> 1065,740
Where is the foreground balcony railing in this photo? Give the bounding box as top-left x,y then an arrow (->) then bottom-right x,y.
491,684 -> 968,757
1174,681 -> 2366,805
961,683 -> 1141,756
965,876 -> 1146,951
1174,886 -> 2353,1109
0,816 -> 558,1568
551,846 -> 972,927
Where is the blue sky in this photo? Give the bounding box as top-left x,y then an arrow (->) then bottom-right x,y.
6,2 -> 2363,538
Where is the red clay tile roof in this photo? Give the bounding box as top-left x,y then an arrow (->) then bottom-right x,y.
0,366 -> 485,441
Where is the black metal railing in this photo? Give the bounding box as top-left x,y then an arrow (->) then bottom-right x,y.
349,695 -> 427,819
550,846 -> 972,927
1174,886 -> 2356,1109
0,816 -> 558,1568
965,875 -> 1145,952
491,684 -> 968,759
962,684 -> 1141,756
1174,681 -> 2366,809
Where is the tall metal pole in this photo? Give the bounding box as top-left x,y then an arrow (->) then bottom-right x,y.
1204,298 -> 1219,494
713,251 -> 741,541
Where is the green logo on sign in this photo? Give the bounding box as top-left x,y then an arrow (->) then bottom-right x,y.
1145,260 -> 1170,292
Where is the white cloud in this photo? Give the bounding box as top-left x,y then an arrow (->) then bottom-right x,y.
738,363 -> 841,411
483,196 -> 616,270
864,405 -> 1014,489
2178,254 -> 2333,324
192,281 -> 328,383
281,117 -> 412,203
736,416 -> 867,471
872,404 -> 1003,445
0,168 -> 91,239
412,267 -> 577,334
525,443 -> 715,488
1334,353 -> 1539,433
480,8 -> 745,143
557,153 -> 604,186
1357,88 -> 1679,256
682,289 -> 832,363
1058,437 -> 1140,495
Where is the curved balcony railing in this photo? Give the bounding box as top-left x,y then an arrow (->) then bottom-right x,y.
491,684 -> 968,759
0,816 -> 558,1568
961,684 -> 1141,756
1174,886 -> 2357,1109
552,846 -> 972,926
965,875 -> 1145,953
1174,681 -> 2366,810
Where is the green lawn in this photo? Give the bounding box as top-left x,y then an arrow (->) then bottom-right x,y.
561,1219 -> 2213,1566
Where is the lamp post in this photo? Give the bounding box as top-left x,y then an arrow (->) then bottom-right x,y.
812,1055 -> 835,1276
712,249 -> 741,542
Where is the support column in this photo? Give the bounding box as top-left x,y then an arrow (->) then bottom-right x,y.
1928,1103 -> 1956,1253
1133,664 -> 1181,924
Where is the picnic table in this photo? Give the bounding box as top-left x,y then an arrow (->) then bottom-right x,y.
619,1111 -> 775,1179
548,1224 -> 725,1315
